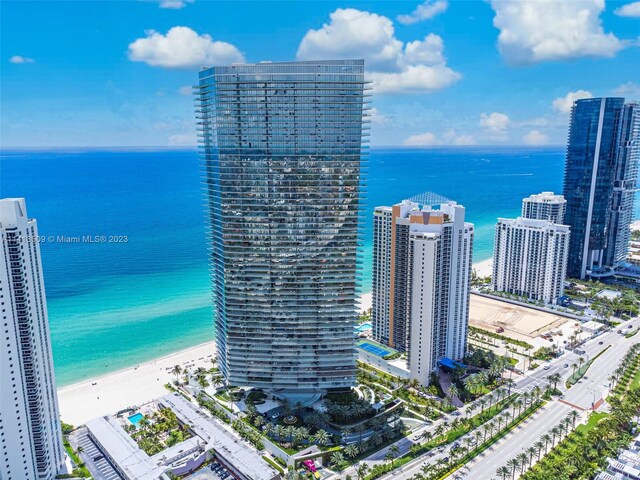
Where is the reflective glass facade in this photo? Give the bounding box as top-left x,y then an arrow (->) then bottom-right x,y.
563,97 -> 625,278
604,103 -> 640,267
196,60 -> 368,391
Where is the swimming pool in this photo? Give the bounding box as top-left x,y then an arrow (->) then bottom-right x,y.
355,322 -> 372,333
128,413 -> 144,427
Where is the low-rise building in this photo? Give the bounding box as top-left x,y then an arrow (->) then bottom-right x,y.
84,393 -> 280,480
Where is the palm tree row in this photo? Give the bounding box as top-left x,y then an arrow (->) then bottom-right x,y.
495,410 -> 580,479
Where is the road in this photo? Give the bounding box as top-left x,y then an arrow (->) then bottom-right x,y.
373,317 -> 640,480
449,317 -> 640,479
331,317 -> 640,480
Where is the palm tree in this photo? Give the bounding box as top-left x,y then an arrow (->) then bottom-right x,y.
517,452 -> 528,474
330,451 -> 345,469
507,458 -> 520,479
420,430 -> 433,444
474,430 -> 482,448
569,410 -> 579,428
526,446 -> 537,467
541,433 -> 551,452
313,429 -> 330,447
344,444 -> 359,458
533,440 -> 544,460
548,373 -> 561,393
479,397 -> 487,414
448,384 -> 459,404
170,364 -> 182,384
284,425 -> 296,445
274,425 -> 285,443
496,465 -> 510,480
356,463 -> 369,480
384,451 -> 395,467
389,444 -> 400,466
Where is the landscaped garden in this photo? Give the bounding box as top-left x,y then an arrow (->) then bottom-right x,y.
126,407 -> 191,455
498,343 -> 640,479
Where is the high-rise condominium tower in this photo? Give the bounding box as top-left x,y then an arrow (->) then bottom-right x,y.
604,103 -> 640,268
0,198 -> 65,480
563,97 -> 640,279
372,196 -> 473,386
521,191 -> 566,224
196,60 -> 368,392
493,192 -> 570,305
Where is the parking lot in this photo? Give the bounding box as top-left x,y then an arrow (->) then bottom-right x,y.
182,460 -> 236,480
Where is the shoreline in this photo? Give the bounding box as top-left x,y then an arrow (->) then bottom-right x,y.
57,259 -> 491,425
57,341 -> 216,426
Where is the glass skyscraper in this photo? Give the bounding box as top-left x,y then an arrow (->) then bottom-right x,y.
563,97 -> 639,279
195,60 -> 368,392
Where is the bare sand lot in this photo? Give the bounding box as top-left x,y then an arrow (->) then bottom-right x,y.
469,295 -> 571,342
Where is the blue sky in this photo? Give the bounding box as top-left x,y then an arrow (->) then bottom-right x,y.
1,0 -> 639,147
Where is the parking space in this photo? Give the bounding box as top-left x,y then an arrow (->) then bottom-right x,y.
182,459 -> 236,480
70,428 -> 122,480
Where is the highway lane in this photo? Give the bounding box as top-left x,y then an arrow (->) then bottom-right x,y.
449,317 -> 640,479
333,317 -> 640,479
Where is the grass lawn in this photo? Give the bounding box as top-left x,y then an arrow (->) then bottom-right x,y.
629,367 -> 640,390
576,412 -> 608,435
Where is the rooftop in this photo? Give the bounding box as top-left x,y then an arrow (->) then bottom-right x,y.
85,416 -> 167,480
159,394 -> 279,480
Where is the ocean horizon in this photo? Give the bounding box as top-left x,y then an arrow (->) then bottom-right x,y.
3,146 -> 636,386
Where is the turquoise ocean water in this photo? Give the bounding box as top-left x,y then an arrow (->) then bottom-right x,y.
2,146 -> 635,386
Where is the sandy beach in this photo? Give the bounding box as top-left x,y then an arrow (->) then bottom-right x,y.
57,341 -> 216,426
473,258 -> 493,278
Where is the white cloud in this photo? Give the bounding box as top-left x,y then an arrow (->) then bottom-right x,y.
168,132 -> 197,146
297,8 -> 460,94
552,90 -> 593,114
397,0 -> 448,25
489,0 -> 624,64
523,130 -> 549,145
615,1 -> 640,17
9,55 -> 34,64
404,129 -> 475,146
370,107 -> 392,125
452,134 -> 476,145
404,132 -> 439,146
178,85 -> 193,96
479,112 -> 510,133
157,0 -> 193,8
128,26 -> 244,69
614,82 -> 640,99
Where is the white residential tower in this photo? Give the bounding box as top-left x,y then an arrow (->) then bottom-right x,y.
0,198 -> 66,480
492,192 -> 570,304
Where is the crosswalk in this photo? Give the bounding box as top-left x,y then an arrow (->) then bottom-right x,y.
75,430 -> 122,480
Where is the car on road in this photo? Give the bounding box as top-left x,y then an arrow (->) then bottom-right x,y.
543,365 -> 551,370
599,341 -> 604,345
629,325 -> 634,329
563,364 -> 569,368
618,330 -> 623,334
443,457 -> 450,462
